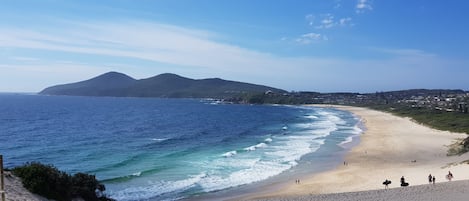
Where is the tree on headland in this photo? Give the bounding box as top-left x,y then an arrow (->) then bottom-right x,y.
12,162 -> 114,201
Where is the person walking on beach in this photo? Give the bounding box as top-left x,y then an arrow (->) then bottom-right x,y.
382,179 -> 391,189
432,176 -> 435,184
428,174 -> 432,184
446,171 -> 453,181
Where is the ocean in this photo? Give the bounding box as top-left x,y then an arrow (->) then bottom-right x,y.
0,94 -> 362,201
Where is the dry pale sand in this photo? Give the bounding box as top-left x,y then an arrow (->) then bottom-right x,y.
247,105 -> 469,200
253,180 -> 469,201
3,171 -> 48,201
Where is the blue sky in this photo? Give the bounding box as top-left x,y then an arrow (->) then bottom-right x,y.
1,0 -> 469,92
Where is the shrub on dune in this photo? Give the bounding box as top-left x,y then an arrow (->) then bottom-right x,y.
12,162 -> 114,201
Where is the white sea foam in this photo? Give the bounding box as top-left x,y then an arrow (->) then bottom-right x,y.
199,161 -> 289,192
316,110 -> 347,125
303,119 -> 338,138
267,137 -> 325,164
131,171 -> 142,177
244,143 -> 267,151
256,142 -> 267,148
210,157 -> 260,169
316,138 -> 326,146
110,173 -> 206,201
198,127 -> 329,193
305,114 -> 318,119
338,125 -> 363,147
338,136 -> 353,146
352,125 -> 363,134
295,123 -> 313,129
311,119 -> 337,129
244,146 -> 256,151
309,127 -> 338,137
151,138 -> 168,142
328,115 -> 346,125
114,108 -> 359,200
221,150 -> 237,158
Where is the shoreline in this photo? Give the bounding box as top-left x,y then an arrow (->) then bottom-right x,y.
189,105 -> 360,201
243,105 -> 469,200
5,105 -> 468,201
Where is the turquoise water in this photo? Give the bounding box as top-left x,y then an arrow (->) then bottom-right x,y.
0,94 -> 361,200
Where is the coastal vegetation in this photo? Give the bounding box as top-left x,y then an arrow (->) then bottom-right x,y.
12,162 -> 114,201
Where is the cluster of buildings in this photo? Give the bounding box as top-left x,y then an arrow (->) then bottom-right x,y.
275,89 -> 469,113
399,93 -> 469,113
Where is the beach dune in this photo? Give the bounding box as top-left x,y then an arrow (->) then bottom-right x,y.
3,171 -> 48,201
247,105 -> 469,200
253,179 -> 469,201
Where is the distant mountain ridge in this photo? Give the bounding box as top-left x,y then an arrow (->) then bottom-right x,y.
39,72 -> 286,98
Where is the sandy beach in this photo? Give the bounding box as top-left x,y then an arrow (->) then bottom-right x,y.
245,105 -> 469,200
3,171 -> 48,201
252,179 -> 469,201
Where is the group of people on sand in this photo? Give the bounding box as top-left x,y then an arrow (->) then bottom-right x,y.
382,171 -> 454,189
428,174 -> 436,184
381,176 -> 411,189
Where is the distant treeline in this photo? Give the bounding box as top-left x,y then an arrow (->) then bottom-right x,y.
229,91 -> 322,104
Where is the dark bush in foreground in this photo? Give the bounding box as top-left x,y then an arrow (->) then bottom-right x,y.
12,162 -> 114,201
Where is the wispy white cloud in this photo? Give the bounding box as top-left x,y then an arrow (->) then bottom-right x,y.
339,17 -> 353,26
305,14 -> 315,26
11,57 -> 40,62
0,20 -> 324,90
356,0 -> 373,13
0,20 -> 466,92
372,48 -> 437,58
0,22 -> 264,72
307,14 -> 353,29
299,0 -> 369,45
315,14 -> 335,29
295,32 -> 328,44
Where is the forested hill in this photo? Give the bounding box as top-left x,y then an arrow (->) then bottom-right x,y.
39,72 -> 286,98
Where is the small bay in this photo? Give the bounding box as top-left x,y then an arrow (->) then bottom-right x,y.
0,94 -> 361,201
